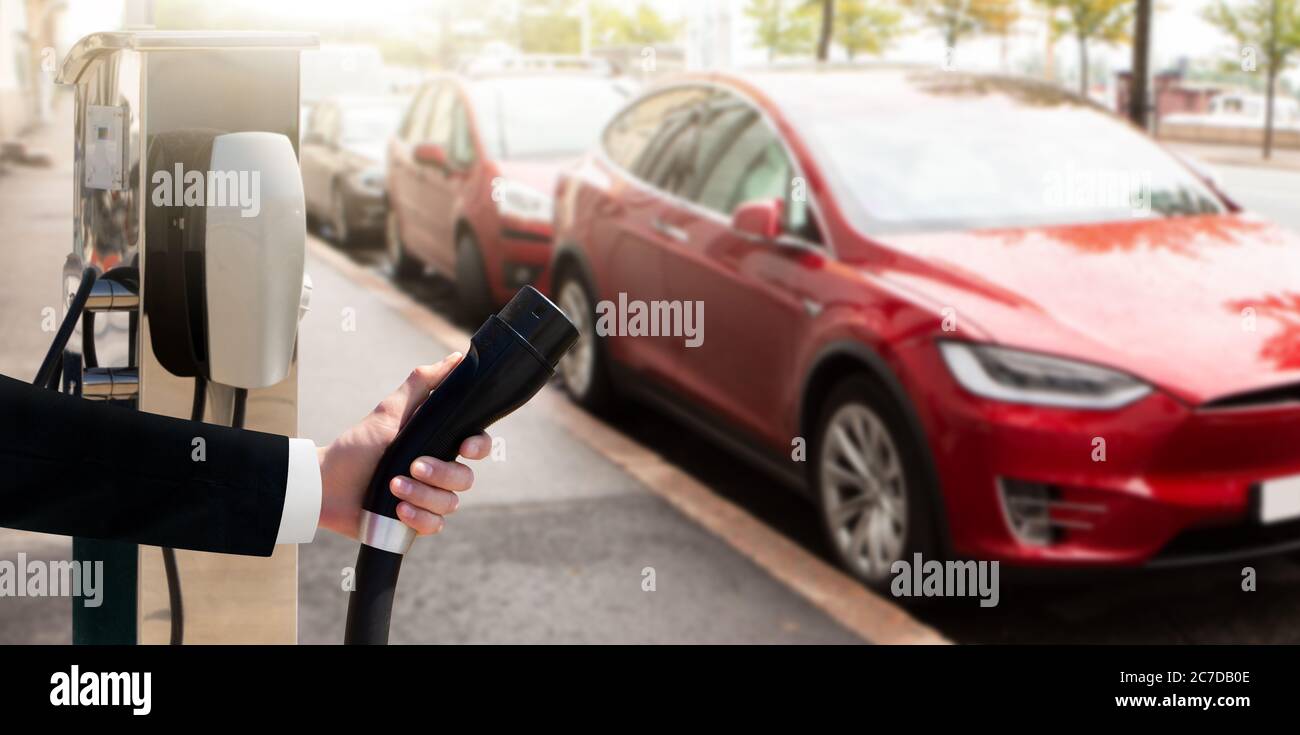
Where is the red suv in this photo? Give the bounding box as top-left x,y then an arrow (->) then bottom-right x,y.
385,58 -> 630,319
548,68 -> 1300,587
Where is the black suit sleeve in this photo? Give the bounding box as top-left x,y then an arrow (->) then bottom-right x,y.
0,373 -> 288,557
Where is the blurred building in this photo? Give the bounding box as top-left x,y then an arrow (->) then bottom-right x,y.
1,0 -> 38,142
1119,66 -> 1300,150
684,0 -> 736,70
1,0 -> 140,148
1116,68 -> 1221,121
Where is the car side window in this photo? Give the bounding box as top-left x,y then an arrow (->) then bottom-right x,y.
401,85 -> 436,143
321,107 -> 341,144
449,100 -> 476,168
640,111 -> 700,194
426,86 -> 456,148
696,119 -> 782,212
602,86 -> 710,172
680,98 -> 757,201
306,105 -> 325,141
694,115 -> 818,242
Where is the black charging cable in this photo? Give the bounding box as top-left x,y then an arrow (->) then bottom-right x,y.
34,265 -> 190,645
160,374 -> 208,647
34,268 -> 97,390
231,387 -> 248,430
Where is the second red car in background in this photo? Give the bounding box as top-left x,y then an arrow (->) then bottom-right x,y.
386,56 -> 631,320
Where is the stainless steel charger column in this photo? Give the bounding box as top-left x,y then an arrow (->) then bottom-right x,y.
56,31 -> 318,644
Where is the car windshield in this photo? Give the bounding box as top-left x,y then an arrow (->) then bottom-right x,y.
472,76 -> 630,159
342,105 -> 404,144
798,75 -> 1226,234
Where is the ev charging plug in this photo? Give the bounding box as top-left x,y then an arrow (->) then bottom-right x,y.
344,285 -> 578,644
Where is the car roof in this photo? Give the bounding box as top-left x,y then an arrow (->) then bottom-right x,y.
666,64 -> 1099,121
459,54 -> 614,77
320,94 -> 408,108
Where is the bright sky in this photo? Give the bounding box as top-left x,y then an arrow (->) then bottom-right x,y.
66,0 -> 1282,83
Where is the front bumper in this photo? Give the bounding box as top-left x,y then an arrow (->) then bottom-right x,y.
485,221 -> 551,305
343,188 -> 387,232
908,345 -> 1300,567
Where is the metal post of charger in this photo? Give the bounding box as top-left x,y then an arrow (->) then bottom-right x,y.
56,31 -> 318,644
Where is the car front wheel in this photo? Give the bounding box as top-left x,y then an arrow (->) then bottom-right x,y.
386,211 -> 421,281
812,375 -> 937,591
555,270 -> 615,412
454,231 -> 494,324
331,186 -> 353,247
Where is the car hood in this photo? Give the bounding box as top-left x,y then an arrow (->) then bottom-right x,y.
341,140 -> 386,169
495,156 -> 577,197
876,214 -> 1300,405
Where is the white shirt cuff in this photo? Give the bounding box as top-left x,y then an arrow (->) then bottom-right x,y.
277,438 -> 322,545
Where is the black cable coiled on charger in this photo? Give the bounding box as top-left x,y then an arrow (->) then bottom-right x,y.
36,265 -> 188,645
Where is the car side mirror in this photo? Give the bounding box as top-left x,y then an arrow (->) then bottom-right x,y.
414,142 -> 450,171
731,198 -> 783,240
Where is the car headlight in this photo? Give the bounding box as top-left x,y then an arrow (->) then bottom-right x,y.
938,341 -> 1151,409
350,169 -> 385,196
495,179 -> 553,225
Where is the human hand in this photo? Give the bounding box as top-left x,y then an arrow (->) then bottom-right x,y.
316,352 -> 490,539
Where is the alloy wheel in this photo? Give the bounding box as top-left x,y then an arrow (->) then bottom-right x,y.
557,279 -> 596,399
818,402 -> 909,582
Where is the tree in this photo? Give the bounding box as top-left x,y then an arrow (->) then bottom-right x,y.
745,0 -> 818,60
1037,0 -> 1133,97
902,0 -> 977,48
835,0 -> 906,59
978,0 -> 1023,68
514,0 -> 582,54
592,1 -> 684,47
1204,0 -> 1300,159
810,0 -> 836,60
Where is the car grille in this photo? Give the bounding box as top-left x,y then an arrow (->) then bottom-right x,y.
1149,517 -> 1300,567
1201,383 -> 1300,411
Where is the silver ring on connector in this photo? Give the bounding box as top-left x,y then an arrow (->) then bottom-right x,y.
358,510 -> 415,555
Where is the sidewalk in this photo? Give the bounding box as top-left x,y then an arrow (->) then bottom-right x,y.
1163,139 -> 1300,172
0,94 -> 76,644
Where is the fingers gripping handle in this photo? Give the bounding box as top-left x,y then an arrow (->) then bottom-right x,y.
346,286 -> 577,644
356,286 -> 579,554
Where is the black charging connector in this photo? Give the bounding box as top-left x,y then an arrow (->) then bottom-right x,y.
343,286 -> 578,644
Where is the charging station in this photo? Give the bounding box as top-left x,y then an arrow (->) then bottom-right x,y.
56,31 -> 318,644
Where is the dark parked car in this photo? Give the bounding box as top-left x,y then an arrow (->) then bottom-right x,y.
301,95 -> 407,245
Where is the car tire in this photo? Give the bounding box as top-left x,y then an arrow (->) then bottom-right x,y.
811,374 -> 939,592
454,230 -> 493,324
331,185 -> 354,247
554,267 -> 617,413
386,210 -> 421,281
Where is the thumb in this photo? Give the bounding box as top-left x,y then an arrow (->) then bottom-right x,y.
390,351 -> 463,428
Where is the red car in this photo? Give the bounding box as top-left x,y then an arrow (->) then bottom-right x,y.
548,67 -> 1300,587
385,58 -> 631,319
